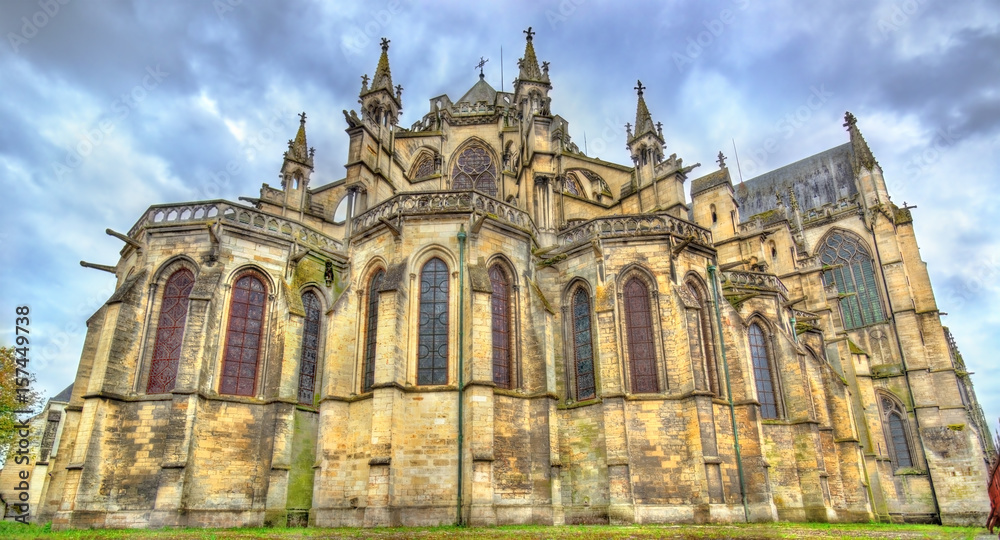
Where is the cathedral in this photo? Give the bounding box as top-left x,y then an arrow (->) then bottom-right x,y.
4,30 -> 994,529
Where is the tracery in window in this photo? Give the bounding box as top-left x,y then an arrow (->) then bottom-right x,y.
220,274 -> 267,396
297,291 -> 322,404
412,153 -> 436,179
490,264 -> 512,389
451,144 -> 498,197
363,270 -> 385,392
147,269 -> 195,393
880,394 -> 914,469
820,231 -> 885,329
564,173 -> 581,196
417,258 -> 449,385
572,287 -> 596,401
748,323 -> 779,419
624,277 -> 658,393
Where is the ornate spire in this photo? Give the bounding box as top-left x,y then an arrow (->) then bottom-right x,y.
284,112 -> 314,168
844,111 -> 878,172
369,37 -> 394,93
517,26 -> 544,82
632,80 -> 658,141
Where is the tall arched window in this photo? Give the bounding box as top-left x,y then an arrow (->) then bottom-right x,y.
220,273 -> 267,396
490,264 -> 512,389
147,269 -> 195,393
879,393 -> 914,469
297,291 -> 322,404
572,287 -> 596,401
411,153 -> 436,180
363,270 -> 385,392
820,231 -> 885,329
624,277 -> 659,393
748,323 -> 779,419
418,258 -> 449,385
686,281 -> 719,395
451,144 -> 498,197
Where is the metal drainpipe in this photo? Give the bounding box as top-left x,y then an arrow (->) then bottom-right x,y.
708,262 -> 750,523
456,224 -> 467,525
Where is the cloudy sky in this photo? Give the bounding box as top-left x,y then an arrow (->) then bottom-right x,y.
1,1 -> 998,437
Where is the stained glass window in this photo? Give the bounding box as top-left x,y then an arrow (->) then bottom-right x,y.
749,323 -> 779,419
220,274 -> 267,396
363,270 -> 385,392
564,173 -> 581,196
451,144 -> 498,197
687,282 -> 719,395
572,288 -> 596,401
820,232 -> 885,329
881,395 -> 914,468
147,269 -> 195,393
624,277 -> 658,393
418,258 -> 449,385
490,265 -> 512,388
412,154 -> 435,179
297,291 -> 322,404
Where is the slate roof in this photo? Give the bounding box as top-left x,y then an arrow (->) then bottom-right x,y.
52,383 -> 73,403
735,142 -> 857,222
457,76 -> 497,105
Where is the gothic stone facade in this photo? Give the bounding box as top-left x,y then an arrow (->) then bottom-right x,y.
19,33 -> 993,528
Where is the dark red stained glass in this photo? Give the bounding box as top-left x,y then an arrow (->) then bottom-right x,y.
220,274 -> 267,396
451,145 -> 497,197
363,271 -> 384,392
490,265 -> 511,389
624,277 -> 658,393
749,323 -> 778,419
418,258 -> 449,385
297,291 -> 322,404
147,269 -> 195,393
572,288 -> 596,401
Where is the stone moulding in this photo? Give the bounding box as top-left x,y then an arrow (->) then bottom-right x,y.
557,212 -> 713,247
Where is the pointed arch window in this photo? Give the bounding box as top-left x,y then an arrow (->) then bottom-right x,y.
820,232 -> 885,329
297,291 -> 322,404
572,287 -> 596,401
564,173 -> 581,197
363,270 -> 385,392
220,274 -> 267,396
880,394 -> 914,469
452,144 -> 498,197
687,281 -> 719,395
624,277 -> 659,393
147,269 -> 195,393
748,323 -> 779,419
418,258 -> 449,385
490,264 -> 512,389
412,153 -> 436,180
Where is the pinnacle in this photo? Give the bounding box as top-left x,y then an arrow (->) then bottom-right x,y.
370,37 -> 394,93
843,111 -> 878,172
633,80 -> 657,140
518,26 -> 544,82
284,112 -> 313,167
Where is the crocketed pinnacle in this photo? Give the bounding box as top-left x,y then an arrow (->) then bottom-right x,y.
844,111 -> 878,172
518,26 -> 544,82
284,112 -> 313,167
370,37 -> 394,92
632,80 -> 657,140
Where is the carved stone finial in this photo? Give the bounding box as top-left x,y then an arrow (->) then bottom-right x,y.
541,61 -> 549,74
843,111 -> 857,129
523,26 -> 535,41
634,80 -> 645,97
298,111 -> 307,124
380,37 -> 390,51
361,73 -> 369,88
395,84 -> 403,98
309,147 -> 316,158
717,151 -> 727,168
625,122 -> 632,137
655,121 -> 663,137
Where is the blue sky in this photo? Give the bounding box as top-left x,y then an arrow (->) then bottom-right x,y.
1,0 -> 998,438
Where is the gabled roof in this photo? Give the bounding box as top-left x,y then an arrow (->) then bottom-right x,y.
457,76 -> 497,105
735,142 -> 857,222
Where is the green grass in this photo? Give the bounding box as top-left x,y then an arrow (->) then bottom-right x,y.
0,521 -> 991,540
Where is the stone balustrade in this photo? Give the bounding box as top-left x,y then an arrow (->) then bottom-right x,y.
352,190 -> 538,238
721,269 -> 790,298
557,212 -> 713,247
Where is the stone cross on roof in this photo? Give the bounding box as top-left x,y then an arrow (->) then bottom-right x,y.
717,151 -> 727,168
476,56 -> 489,76
634,80 -> 645,97
524,26 -> 535,41
380,37 -> 390,51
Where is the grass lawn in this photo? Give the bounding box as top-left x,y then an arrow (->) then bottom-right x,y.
0,522 -> 993,540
